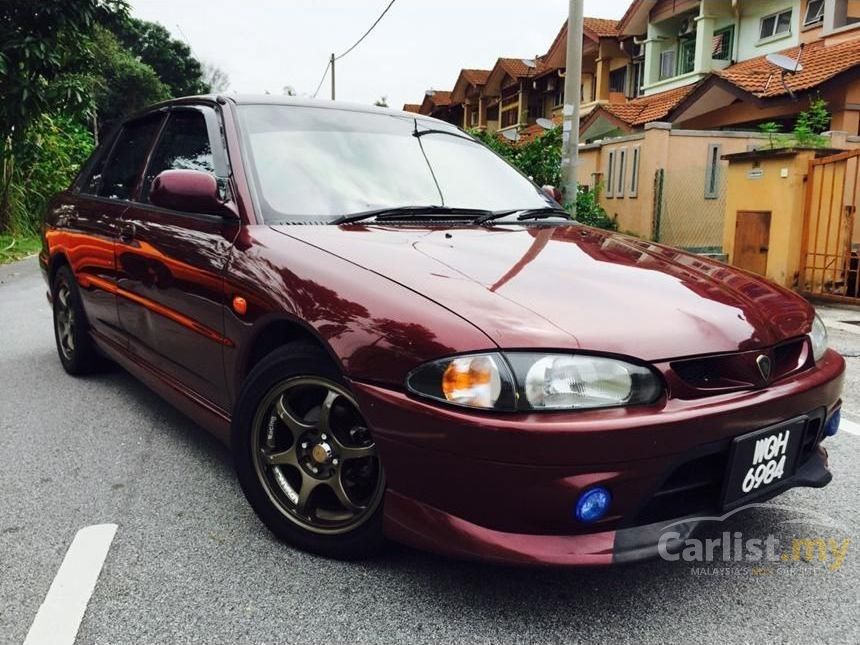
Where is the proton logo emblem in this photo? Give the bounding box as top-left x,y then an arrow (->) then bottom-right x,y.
756,354 -> 772,382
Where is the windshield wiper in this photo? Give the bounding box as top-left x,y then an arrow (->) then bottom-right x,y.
474,207 -> 573,225
332,205 -> 492,225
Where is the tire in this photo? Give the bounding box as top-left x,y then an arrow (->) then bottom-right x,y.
232,342 -> 386,559
51,265 -> 101,375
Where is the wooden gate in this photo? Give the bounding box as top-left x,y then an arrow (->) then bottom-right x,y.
799,149 -> 860,303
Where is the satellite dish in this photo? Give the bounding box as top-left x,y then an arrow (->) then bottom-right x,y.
424,89 -> 435,96
521,58 -> 537,68
501,129 -> 520,142
766,53 -> 803,73
536,118 -> 556,130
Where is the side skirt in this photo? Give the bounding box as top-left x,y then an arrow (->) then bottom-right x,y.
92,330 -> 233,446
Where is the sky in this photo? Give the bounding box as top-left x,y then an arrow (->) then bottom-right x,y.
129,0 -> 633,109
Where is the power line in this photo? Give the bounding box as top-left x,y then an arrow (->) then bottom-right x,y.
310,0 -> 397,99
335,0 -> 397,61
311,59 -> 332,98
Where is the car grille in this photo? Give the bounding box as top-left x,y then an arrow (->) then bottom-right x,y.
668,337 -> 811,399
629,408 -> 826,527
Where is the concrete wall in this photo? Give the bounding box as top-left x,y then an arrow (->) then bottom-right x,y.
576,124 -> 770,247
722,149 -> 815,287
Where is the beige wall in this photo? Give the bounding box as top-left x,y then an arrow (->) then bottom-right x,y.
576,124 -> 770,247
722,151 -> 816,288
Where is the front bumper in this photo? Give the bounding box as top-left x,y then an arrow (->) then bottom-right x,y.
350,350 -> 844,567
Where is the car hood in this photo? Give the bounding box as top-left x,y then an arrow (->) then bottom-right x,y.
271,224 -> 812,361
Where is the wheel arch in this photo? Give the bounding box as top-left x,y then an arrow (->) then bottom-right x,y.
237,315 -> 343,389
48,252 -> 71,285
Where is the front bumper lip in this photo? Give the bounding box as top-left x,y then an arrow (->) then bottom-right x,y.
382,447 -> 832,567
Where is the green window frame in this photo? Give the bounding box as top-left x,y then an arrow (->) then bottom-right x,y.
679,38 -> 696,75
713,26 -> 734,61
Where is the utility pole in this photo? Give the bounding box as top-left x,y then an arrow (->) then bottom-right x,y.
330,53 -> 336,100
561,0 -> 584,203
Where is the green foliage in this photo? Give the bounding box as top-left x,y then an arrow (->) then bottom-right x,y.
113,19 -> 210,97
90,27 -> 170,133
471,126 -> 616,230
758,98 -> 831,150
569,184 -> 617,230
0,233 -> 41,264
4,114 -> 95,235
793,97 -> 830,147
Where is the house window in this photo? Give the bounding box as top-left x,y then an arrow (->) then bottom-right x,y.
679,39 -> 696,74
553,88 -> 564,107
631,60 -> 645,97
760,9 -> 793,39
609,67 -> 627,93
606,150 -> 616,198
713,26 -> 734,60
804,0 -> 825,26
705,143 -> 722,199
629,146 -> 640,198
660,49 -> 676,80
616,148 -> 627,199
500,108 -> 518,128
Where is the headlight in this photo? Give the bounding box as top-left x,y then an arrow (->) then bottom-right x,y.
406,352 -> 662,411
809,313 -> 828,362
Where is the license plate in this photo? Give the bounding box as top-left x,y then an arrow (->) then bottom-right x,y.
721,417 -> 806,509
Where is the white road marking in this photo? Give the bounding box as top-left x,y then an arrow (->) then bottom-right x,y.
840,416 -> 860,436
23,523 -> 118,645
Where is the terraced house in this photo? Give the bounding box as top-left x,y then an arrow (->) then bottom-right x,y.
404,0 -> 860,263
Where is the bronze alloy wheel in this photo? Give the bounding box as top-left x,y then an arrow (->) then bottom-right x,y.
55,282 -> 76,361
251,377 -> 384,535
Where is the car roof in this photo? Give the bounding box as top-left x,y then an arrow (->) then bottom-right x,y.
139,94 -> 453,127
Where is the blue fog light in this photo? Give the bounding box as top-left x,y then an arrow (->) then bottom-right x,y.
575,487 -> 612,523
825,409 -> 841,437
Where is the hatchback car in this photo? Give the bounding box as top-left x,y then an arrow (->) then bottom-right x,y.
40,96 -> 844,565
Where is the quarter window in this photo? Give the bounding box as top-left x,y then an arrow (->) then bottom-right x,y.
660,49 -> 677,80
804,0 -> 825,25
713,26 -> 734,61
760,9 -> 793,39
141,110 -> 214,202
98,115 -> 162,200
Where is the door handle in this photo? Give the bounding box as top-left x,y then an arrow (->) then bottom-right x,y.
759,246 -> 769,253
119,222 -> 136,244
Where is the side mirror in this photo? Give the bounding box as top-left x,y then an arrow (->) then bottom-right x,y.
542,185 -> 563,203
150,169 -> 224,215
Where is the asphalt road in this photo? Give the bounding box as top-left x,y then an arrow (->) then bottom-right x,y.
1,256 -> 859,645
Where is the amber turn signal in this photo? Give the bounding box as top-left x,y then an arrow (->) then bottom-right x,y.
232,296 -> 248,316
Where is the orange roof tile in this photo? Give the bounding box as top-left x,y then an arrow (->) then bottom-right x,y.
461,68 -> 491,86
402,103 -> 421,113
601,83 -> 698,126
715,39 -> 860,98
583,17 -> 620,38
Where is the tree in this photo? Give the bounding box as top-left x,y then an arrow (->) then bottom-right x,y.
374,96 -> 389,108
90,27 -> 170,134
0,0 -> 129,230
202,62 -> 230,93
113,18 -> 209,97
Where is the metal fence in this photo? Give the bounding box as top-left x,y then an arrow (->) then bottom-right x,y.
653,165 -> 728,255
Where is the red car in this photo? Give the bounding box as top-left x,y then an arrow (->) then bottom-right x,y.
40,96 -> 844,566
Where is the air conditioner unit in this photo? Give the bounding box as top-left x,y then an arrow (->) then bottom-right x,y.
546,77 -> 557,91
679,17 -> 695,36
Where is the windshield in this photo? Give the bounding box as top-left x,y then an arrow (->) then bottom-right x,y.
236,105 -> 554,223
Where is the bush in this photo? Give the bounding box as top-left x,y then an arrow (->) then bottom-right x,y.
471,126 -> 616,230
3,114 -> 94,234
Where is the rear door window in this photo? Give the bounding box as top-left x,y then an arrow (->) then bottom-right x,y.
140,110 -> 214,203
98,115 -> 163,200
